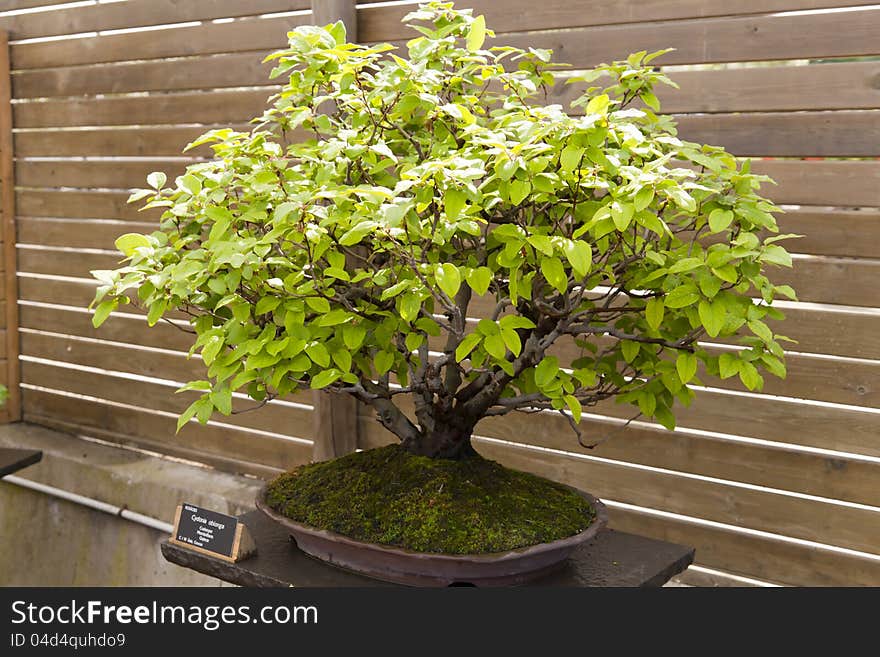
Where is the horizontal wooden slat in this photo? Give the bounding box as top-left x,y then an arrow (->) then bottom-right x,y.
17,217 -> 155,249
18,264 -> 880,364
21,358 -> 314,441
3,1 -> 84,10
14,88 -> 273,127
21,330 -> 206,387
14,160 -> 188,190
20,329 -> 304,406
17,205 -> 878,264
675,111 -> 880,157
16,295 -> 880,458
552,60 -> 880,114
752,160 -> 880,208
22,273 -> 880,410
14,125 -> 242,158
16,190 -> 162,220
11,15 -> 301,70
776,208 -> 880,258
12,52 -> 273,99
492,9 -> 880,70
14,6 -> 880,72
361,0 -> 880,43
609,504 -> 880,586
19,302 -> 194,352
775,255 -> 880,307
0,0 -> 309,41
545,334 -> 880,409
360,409 -> 880,507
19,240 -> 879,307
22,387 -> 306,476
468,438 -> 880,555
16,60 -> 880,127
664,61 -> 880,113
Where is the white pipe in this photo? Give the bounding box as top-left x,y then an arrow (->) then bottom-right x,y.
2,474 -> 174,534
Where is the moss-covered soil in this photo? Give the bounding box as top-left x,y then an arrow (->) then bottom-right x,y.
264,444 -> 595,554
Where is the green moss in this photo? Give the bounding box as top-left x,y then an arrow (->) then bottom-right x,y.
264,444 -> 595,554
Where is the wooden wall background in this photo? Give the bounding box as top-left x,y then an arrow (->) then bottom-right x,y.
1,0 -> 878,586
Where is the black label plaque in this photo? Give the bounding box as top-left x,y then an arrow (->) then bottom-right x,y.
173,503 -> 238,559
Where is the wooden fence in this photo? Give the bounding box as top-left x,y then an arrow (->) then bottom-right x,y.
1,0 -> 878,586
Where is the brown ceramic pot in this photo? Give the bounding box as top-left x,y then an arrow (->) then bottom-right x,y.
255,482 -> 608,586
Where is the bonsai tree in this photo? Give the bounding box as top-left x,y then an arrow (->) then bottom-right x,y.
91,2 -> 795,463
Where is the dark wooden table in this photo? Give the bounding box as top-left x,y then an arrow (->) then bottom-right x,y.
0,448 -> 42,478
162,509 -> 694,587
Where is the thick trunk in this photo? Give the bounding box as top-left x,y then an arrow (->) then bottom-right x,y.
402,415 -> 478,460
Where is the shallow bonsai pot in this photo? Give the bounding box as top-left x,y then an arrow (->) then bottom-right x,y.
255,482 -> 608,587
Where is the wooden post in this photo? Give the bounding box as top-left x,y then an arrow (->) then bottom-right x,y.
311,0 -> 358,41
0,31 -> 21,423
310,1 -> 359,461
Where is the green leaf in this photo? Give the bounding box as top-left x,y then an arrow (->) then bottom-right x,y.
273,201 -> 297,222
399,292 -> 422,322
343,324 -> 367,350
500,327 -> 521,357
718,352 -> 740,379
668,257 -> 703,274
762,245 -> 792,267
466,14 -> 486,52
180,174 -> 202,196
338,222 -> 376,246
306,296 -> 331,313
201,335 -> 223,366
563,240 -> 592,278
211,387 -> 233,415
527,234 -> 555,256
534,357 -> 559,388
560,145 -> 584,172
653,405 -> 676,431
176,399 -> 202,433
564,395 -> 582,424
374,350 -> 395,375
708,209 -> 734,233
748,319 -> 773,343
310,369 -> 342,389
91,299 -> 118,328
443,188 -> 467,220
508,179 -> 531,205
585,94 -> 610,115
146,299 -> 166,326
435,263 -> 462,299
645,297 -> 664,330
698,299 -> 726,338
665,286 -> 700,309
114,233 -> 150,257
305,342 -> 331,368
540,256 -> 568,293
676,352 -> 697,384
147,171 -> 166,190
611,200 -> 634,231
484,333 -> 507,359
465,266 -> 492,295
255,296 -> 281,316
318,309 -> 350,326
738,361 -> 763,391
634,186 -> 654,212
455,333 -> 482,362
621,340 -> 640,363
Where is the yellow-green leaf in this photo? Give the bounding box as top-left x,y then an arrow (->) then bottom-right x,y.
114,233 -> 150,257
435,263 -> 462,299
466,15 -> 486,52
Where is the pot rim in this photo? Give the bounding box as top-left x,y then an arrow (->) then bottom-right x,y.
255,478 -> 608,564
